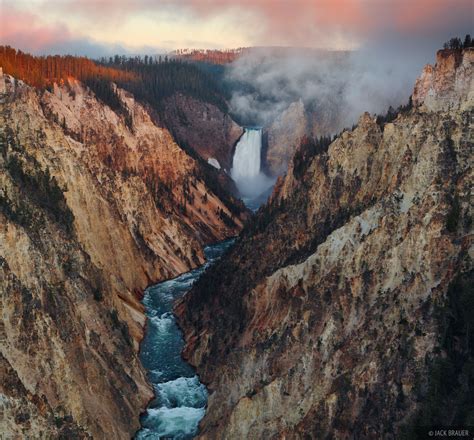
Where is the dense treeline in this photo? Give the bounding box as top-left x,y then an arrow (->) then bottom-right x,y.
376,97 -> 413,128
293,135 -> 332,179
0,128 -> 75,236
5,155 -> 74,235
172,48 -> 246,65
0,46 -> 135,88
443,34 -> 474,50
401,270 -> 474,437
0,46 -> 229,115
82,77 -> 133,129
99,55 -> 228,112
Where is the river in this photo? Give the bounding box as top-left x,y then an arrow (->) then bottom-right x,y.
135,239 -> 235,439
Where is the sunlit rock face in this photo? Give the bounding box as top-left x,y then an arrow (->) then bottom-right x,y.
177,48 -> 473,439
0,74 -> 246,439
413,48 -> 474,111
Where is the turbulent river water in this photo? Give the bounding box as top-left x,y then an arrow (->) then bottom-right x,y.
136,240 -> 235,440
136,125 -> 274,438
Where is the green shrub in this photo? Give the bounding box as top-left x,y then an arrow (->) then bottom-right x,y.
401,271 -> 474,433
293,135 -> 331,180
93,288 -> 103,302
0,192 -> 41,231
109,309 -> 132,346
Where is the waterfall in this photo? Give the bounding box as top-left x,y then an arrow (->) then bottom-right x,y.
231,128 -> 274,204
231,128 -> 262,182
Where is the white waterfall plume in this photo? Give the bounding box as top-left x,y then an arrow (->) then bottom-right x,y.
231,128 -> 262,181
231,127 -> 274,201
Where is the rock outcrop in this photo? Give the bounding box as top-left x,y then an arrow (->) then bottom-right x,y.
413,48 -> 474,111
0,73 -> 246,438
263,100 -> 308,176
158,93 -> 244,171
263,99 -> 344,177
178,48 -> 473,439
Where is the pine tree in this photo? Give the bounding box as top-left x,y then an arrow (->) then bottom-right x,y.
463,34 -> 472,48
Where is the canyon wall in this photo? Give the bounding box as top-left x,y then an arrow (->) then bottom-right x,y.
158,93 -> 244,171
0,73 -> 246,438
263,99 -> 344,177
178,48 -> 474,439
263,99 -> 307,176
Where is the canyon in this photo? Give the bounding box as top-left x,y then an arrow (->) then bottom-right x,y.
0,70 -> 246,439
0,43 -> 472,440
158,92 -> 243,172
177,47 -> 473,439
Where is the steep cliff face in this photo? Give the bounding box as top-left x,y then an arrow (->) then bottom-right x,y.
263,100 -> 308,176
263,99 -> 344,177
178,48 -> 473,438
413,48 -> 474,111
0,73 -> 246,438
158,93 -> 244,171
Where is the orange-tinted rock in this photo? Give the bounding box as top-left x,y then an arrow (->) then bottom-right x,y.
0,73 -> 247,438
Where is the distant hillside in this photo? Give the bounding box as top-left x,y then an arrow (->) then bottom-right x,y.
0,45 -> 135,88
171,47 -> 349,65
0,46 -> 244,170
171,48 -> 248,64
0,46 -> 228,113
98,55 -> 229,113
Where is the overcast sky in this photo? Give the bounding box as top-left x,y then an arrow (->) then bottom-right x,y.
0,0 -> 472,56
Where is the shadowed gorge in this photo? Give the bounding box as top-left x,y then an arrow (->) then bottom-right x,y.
136,240 -> 234,439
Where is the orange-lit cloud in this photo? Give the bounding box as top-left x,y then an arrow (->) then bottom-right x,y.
394,0 -> 473,32
0,9 -> 73,51
1,0 -> 472,55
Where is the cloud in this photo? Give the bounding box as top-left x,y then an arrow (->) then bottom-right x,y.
1,0 -> 471,120
0,9 -> 73,52
224,32 -> 450,135
217,0 -> 472,131
3,0 -> 472,54
0,6 -> 165,56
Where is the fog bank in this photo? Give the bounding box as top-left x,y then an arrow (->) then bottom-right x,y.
224,38 -> 449,133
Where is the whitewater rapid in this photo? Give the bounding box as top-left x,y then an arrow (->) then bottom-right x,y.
136,240 -> 234,440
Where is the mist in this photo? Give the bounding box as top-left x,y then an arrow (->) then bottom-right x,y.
224,38 -> 446,134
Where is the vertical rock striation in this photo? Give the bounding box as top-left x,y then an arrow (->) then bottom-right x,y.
263,99 -> 308,176
0,73 -> 246,438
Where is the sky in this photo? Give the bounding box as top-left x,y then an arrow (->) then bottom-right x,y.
0,0 -> 472,57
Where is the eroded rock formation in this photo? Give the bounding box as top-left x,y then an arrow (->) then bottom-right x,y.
263,98 -> 344,177
178,48 -> 473,439
263,99 -> 308,176
0,74 -> 246,438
